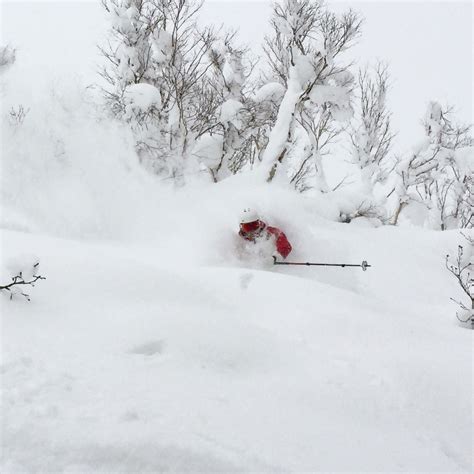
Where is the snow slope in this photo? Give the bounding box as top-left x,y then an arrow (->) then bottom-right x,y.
1,1 -> 472,470
1,202 -> 472,472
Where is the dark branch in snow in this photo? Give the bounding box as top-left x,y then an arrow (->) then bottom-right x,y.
9,105 -> 30,126
0,263 -> 46,302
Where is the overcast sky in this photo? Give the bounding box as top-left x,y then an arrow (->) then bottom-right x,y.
1,0 -> 472,151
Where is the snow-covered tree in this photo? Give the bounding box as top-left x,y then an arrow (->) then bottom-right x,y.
98,0 -> 363,188
202,35 -> 252,181
193,34 -> 286,182
350,62 -> 394,193
260,0 -> 362,189
390,102 -> 473,228
99,0 -> 222,179
339,62 -> 395,221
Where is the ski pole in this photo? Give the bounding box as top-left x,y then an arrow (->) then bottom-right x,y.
273,256 -> 371,271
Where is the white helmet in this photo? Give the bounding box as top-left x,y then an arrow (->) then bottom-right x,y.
240,208 -> 260,224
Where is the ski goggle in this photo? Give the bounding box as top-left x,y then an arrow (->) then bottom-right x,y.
240,221 -> 261,233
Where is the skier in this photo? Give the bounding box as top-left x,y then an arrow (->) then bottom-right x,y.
239,208 -> 292,259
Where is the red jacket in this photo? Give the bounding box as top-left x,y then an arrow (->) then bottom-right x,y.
239,220 -> 292,259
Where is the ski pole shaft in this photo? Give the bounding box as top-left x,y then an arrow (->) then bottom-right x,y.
273,257 -> 371,271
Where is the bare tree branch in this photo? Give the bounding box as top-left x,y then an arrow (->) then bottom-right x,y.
0,264 -> 46,302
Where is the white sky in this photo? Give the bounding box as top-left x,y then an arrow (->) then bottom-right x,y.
1,0 -> 472,151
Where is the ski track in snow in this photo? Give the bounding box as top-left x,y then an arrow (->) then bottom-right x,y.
1,226 -> 472,473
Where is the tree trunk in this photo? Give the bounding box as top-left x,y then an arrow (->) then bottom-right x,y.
261,65 -> 302,182
391,200 -> 407,225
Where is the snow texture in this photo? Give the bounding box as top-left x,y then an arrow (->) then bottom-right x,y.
1,253 -> 40,281
310,84 -> 352,122
124,83 -> 162,113
1,127 -> 472,469
219,98 -> 244,127
1,217 -> 472,472
253,82 -> 286,104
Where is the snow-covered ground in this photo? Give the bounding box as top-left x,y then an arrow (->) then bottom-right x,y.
1,1 -> 472,472
1,174 -> 472,471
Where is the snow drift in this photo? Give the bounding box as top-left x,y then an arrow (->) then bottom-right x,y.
1,223 -> 472,472
1,82 -> 472,469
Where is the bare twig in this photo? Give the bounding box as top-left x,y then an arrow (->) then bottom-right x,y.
445,240 -> 473,326
0,264 -> 46,302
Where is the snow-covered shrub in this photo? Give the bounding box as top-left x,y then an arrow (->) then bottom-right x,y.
458,169 -> 473,229
260,0 -> 362,189
390,102 -> 473,229
0,255 -> 45,301
445,233 -> 473,327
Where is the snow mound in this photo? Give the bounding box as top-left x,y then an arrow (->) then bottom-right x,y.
0,227 -> 471,472
124,83 -> 162,113
219,98 -> 244,126
253,82 -> 285,104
